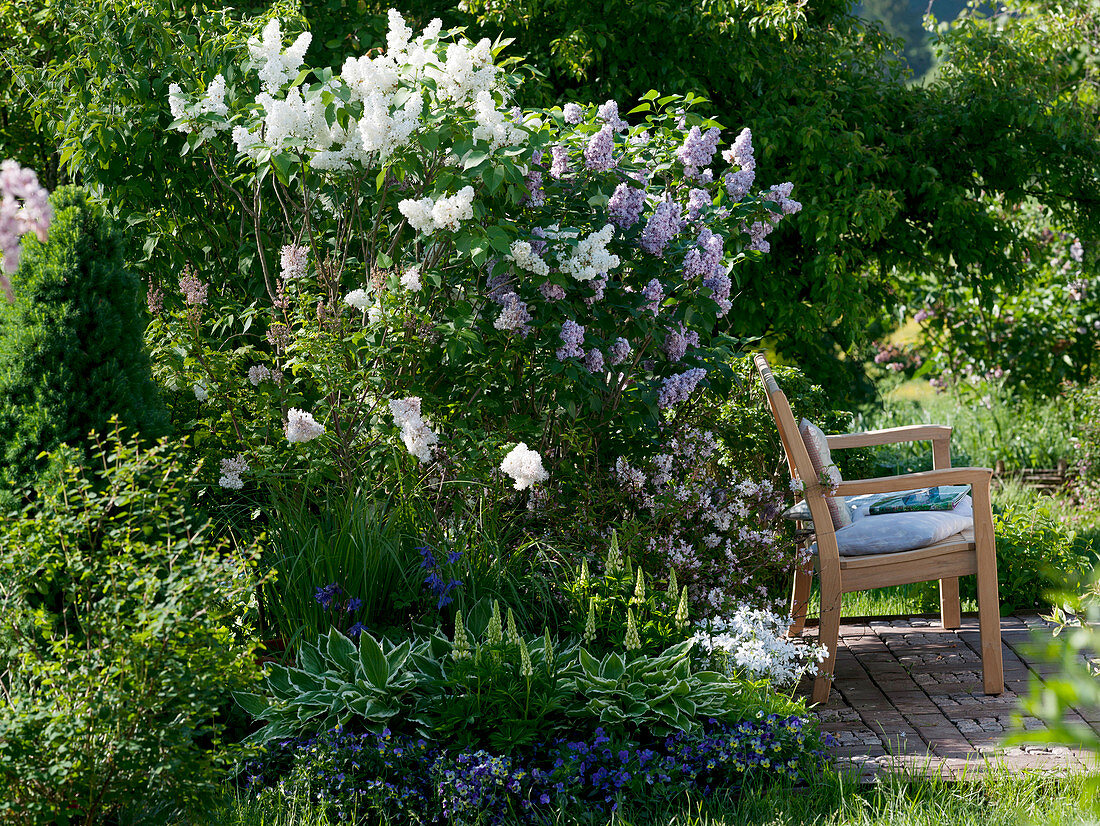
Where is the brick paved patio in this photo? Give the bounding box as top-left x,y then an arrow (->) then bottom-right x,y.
799,613 -> 1100,779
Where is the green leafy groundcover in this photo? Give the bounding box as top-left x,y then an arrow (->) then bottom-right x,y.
241,714 -> 825,824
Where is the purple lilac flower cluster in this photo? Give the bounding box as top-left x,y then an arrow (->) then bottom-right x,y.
242,716 -> 822,824
419,545 -> 463,610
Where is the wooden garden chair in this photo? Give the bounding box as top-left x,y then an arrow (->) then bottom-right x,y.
753,353 -> 1003,704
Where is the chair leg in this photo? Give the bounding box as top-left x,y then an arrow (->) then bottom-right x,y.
812,585 -> 842,704
788,559 -> 812,638
977,568 -> 1004,695
939,577 -> 961,630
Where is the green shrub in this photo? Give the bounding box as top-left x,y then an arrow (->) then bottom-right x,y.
0,425 -> 261,824
0,186 -> 168,501
960,499 -> 1092,613
700,356 -> 876,483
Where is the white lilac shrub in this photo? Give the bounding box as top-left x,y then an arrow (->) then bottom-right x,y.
158,9 -> 803,610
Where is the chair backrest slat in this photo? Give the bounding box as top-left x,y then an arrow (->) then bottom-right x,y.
753,353 -> 841,560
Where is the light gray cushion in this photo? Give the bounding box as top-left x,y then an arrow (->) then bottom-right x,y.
808,496 -> 973,556
797,418 -> 852,529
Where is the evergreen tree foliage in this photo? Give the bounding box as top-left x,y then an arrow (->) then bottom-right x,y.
0,186 -> 168,500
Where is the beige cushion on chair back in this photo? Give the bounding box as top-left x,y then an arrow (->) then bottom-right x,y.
798,418 -> 852,530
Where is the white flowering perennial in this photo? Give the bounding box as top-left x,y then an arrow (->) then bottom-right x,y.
500,442 -> 549,490
218,455 -> 250,490
692,608 -> 828,688
389,396 -> 439,463
286,408 -> 325,443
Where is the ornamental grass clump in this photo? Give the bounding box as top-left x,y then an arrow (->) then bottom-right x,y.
156,7 -> 802,613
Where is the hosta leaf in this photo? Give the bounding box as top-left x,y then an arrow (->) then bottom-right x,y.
358,633 -> 390,688
325,629 -> 359,674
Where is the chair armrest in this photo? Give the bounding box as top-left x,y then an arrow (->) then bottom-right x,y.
832,466 -> 992,497
825,425 -> 952,450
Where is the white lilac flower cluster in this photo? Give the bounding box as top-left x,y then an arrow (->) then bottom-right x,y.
561,224 -> 619,282
286,408 -> 325,443
0,160 -> 52,299
614,427 -> 794,611
218,454 -> 250,490
398,186 -> 476,234
692,608 -> 828,687
174,11 -> 522,175
500,442 -> 549,490
390,396 -> 439,463
168,74 -> 231,140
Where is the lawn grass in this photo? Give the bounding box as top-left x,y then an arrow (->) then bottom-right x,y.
201,767 -> 1098,825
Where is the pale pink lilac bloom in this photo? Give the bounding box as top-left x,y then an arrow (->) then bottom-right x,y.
1070,239 -> 1084,262
493,292 -> 533,337
179,269 -> 208,305
539,282 -> 566,301
596,100 -> 627,131
639,199 -> 683,256
583,125 -> 616,172
549,144 -> 570,179
609,337 -> 632,365
280,244 -> 309,280
657,367 -> 706,408
583,347 -> 605,373
562,102 -> 584,124
641,278 -> 664,315
0,160 -> 52,298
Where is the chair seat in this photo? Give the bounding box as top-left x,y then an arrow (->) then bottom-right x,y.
807,503 -> 973,557
823,528 -> 979,592
839,527 -> 974,570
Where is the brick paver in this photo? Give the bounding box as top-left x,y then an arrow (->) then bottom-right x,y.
799,613 -> 1100,779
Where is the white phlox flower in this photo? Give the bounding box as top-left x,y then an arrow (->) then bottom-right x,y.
500,442 -> 549,490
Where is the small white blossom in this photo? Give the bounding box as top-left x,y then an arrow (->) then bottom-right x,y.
218,454 -> 250,490
286,408 -> 325,443
193,382 -> 209,402
345,288 -> 371,310
561,223 -> 620,282
401,265 -> 422,292
389,396 -> 439,462
693,608 -> 828,688
500,442 -> 549,490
